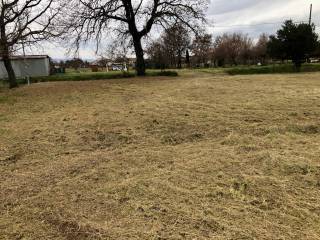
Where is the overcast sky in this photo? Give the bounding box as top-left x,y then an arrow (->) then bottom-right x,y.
42,0 -> 320,60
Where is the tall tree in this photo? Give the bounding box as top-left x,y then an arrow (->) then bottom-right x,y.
225,33 -> 250,66
213,35 -> 227,67
239,34 -> 253,65
64,58 -> 85,69
267,35 -> 285,62
146,40 -> 167,69
268,20 -> 318,70
191,33 -> 212,66
213,33 -> 252,66
185,49 -> 190,67
314,41 -> 320,58
67,0 -> 208,76
253,33 -> 269,64
0,0 -> 62,88
162,23 -> 190,68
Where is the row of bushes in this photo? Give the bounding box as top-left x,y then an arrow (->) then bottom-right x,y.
2,64 -> 320,86
147,70 -> 178,77
225,64 -> 320,75
30,71 -> 135,83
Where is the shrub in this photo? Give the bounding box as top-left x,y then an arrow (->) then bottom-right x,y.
226,64 -> 320,75
91,66 -> 99,72
147,70 -> 178,77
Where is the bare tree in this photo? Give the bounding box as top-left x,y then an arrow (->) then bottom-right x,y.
66,0 -> 208,76
253,33 -> 269,64
191,32 -> 213,67
105,38 -> 130,64
64,58 -> 85,70
162,23 -> 190,68
239,34 -> 253,65
147,23 -> 190,69
0,0 -> 62,88
213,33 -> 253,66
226,33 -> 244,66
146,40 -> 167,69
213,35 -> 227,67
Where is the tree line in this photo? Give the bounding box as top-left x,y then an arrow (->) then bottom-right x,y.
147,21 -> 320,70
0,0 -> 319,89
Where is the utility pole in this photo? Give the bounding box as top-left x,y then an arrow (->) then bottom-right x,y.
309,4 -> 313,25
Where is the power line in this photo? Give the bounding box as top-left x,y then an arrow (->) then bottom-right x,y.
212,21 -> 319,29
212,22 -> 284,28
213,21 -> 311,28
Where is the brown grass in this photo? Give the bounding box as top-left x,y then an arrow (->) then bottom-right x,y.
1,71 -> 320,239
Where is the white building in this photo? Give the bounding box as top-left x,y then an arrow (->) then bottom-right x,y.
0,55 -> 50,79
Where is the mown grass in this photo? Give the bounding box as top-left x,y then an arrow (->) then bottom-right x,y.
0,95 -> 16,104
1,71 -> 320,239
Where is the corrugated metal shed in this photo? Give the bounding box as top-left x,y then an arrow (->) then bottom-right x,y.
0,55 -> 50,79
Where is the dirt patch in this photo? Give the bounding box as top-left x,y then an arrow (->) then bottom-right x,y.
286,124 -> 320,134
41,213 -> 107,240
0,153 -> 21,166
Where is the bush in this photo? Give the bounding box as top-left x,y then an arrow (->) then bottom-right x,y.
147,70 -> 178,77
91,66 -> 99,72
158,71 -> 179,76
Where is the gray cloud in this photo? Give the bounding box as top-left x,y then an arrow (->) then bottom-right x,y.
208,0 -> 320,39
208,0 -> 269,15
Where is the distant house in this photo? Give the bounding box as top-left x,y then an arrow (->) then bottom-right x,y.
91,58 -> 110,68
91,57 -> 137,71
0,55 -> 50,79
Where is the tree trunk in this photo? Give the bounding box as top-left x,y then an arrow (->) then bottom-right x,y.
2,53 -> 18,88
1,19 -> 18,88
133,37 -> 146,76
294,60 -> 302,72
186,50 -> 190,68
177,50 -> 182,69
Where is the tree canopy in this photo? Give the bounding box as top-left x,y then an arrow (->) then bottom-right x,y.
267,20 -> 318,70
66,0 -> 209,75
0,0 -> 63,88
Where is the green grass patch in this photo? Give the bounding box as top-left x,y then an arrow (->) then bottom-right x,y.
225,64 -> 320,75
286,124 -> 320,135
29,71 -> 135,83
4,70 -> 179,85
0,114 -> 8,122
195,68 -> 226,74
0,72 -> 135,85
0,95 -> 16,104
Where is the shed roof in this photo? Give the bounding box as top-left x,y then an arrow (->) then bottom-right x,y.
0,55 -> 49,60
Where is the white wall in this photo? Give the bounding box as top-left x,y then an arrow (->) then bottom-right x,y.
0,58 -> 50,79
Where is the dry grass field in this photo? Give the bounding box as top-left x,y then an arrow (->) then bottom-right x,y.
1,71 -> 320,239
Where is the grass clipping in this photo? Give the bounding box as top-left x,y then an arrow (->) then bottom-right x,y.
0,71 -> 320,239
